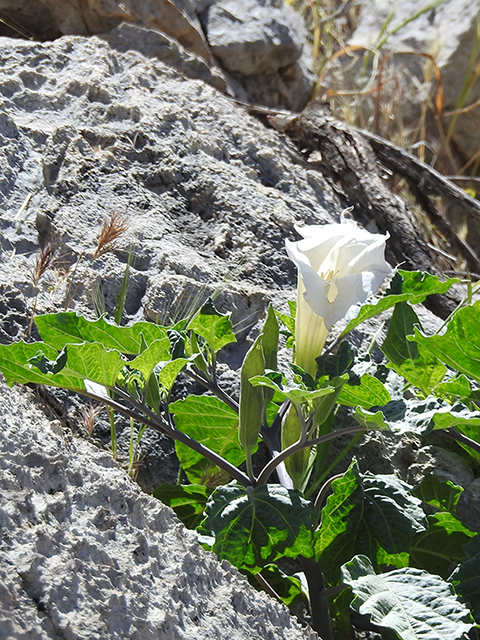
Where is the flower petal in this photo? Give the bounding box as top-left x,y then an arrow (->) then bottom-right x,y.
290,226 -> 354,272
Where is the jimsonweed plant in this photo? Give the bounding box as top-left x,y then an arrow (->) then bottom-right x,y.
1,219 -> 480,640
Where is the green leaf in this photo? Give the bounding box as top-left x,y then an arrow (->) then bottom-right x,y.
342,555 -> 474,640
152,484 -> 210,529
187,298 -> 236,354
274,307 -> 295,337
316,341 -> 357,380
158,357 -> 191,391
315,461 -> 425,584
258,564 -> 307,607
35,312 -> 167,354
412,475 -> 464,514
0,340 -> 124,391
29,347 -> 68,374
382,302 -> 446,395
202,482 -> 316,573
337,373 -> 391,409
435,375 -> 474,402
450,537 -> 480,623
249,375 -> 336,404
168,329 -> 186,359
410,512 -> 476,578
129,337 -> 170,380
341,270 -> 459,338
170,396 -> 243,485
354,396 -> 480,437
413,300 -> 480,385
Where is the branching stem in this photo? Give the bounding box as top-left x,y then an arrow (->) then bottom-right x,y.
82,387 -> 250,487
256,426 -> 369,486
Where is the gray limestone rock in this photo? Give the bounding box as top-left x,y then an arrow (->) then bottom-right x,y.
202,0 -> 308,76
0,27 -> 336,514
0,378 -> 318,640
0,23 -> 479,639
0,32 -> 336,346
0,0 -> 212,62
199,0 -> 315,110
98,22 -> 228,93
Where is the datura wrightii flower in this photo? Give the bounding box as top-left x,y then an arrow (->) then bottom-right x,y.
285,217 -> 391,377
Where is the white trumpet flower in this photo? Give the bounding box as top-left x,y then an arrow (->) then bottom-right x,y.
286,218 -> 391,377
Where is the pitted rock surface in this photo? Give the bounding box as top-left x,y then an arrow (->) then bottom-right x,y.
0,32 -> 336,346
0,378 -> 318,640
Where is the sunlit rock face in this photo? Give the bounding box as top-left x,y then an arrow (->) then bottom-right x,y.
0,30 -> 335,639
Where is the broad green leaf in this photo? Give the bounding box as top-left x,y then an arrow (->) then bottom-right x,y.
170,395 -> 243,485
0,340 -> 124,391
338,373 -> 391,409
202,482 -> 316,573
187,298 -> 236,354
353,406 -> 390,430
258,565 -> 307,607
35,312 -> 167,354
341,270 -> 459,338
152,484 -> 210,529
315,461 -> 425,584
129,337 -> 170,380
168,329 -> 186,359
413,300 -> 480,385
249,375 -> 336,404
382,302 -> 446,395
289,363 -> 316,389
435,375 -> 474,402
342,555 -> 474,640
274,308 -> 295,337
413,475 -> 464,514
450,537 -> 480,623
354,397 -> 480,437
316,341 -> 357,380
410,513 -> 476,578
158,357 -> 191,391
448,419 -> 480,462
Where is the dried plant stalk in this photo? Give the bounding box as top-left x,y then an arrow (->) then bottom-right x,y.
92,211 -> 129,261
27,241 -> 57,338
64,212 -> 129,309
32,241 -> 56,286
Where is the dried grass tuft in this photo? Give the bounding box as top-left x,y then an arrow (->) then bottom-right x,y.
92,211 -> 129,261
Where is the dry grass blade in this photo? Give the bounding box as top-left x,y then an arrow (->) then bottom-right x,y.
80,403 -> 105,438
27,241 -> 57,338
32,240 -> 57,286
0,10 -> 34,40
92,212 -> 129,261
374,51 -> 444,135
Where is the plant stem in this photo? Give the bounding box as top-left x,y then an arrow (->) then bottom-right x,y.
109,408 -> 117,460
186,368 -> 239,413
314,473 -> 345,512
306,430 -> 363,499
83,387 -> 251,487
299,556 -> 334,640
444,427 -> 480,455
256,426 -> 369,486
255,573 -> 283,603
